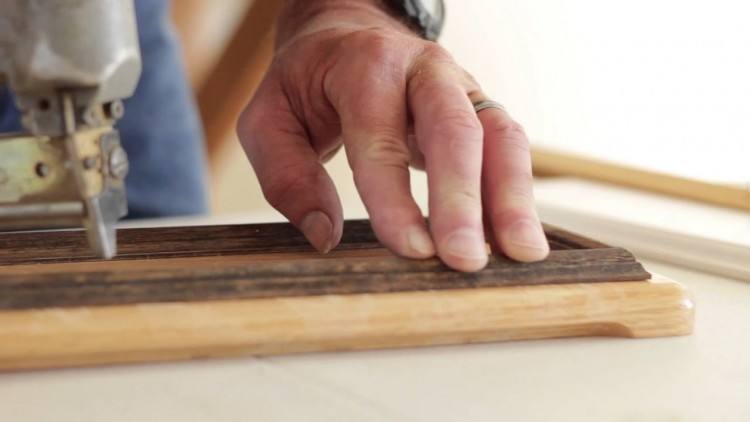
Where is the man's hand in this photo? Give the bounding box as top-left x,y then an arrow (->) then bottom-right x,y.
237,0 -> 549,272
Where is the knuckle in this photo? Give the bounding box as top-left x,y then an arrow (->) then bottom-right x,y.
411,73 -> 454,96
335,30 -> 408,103
360,31 -> 398,61
491,206 -> 535,225
349,28 -> 405,69
261,165 -> 319,210
489,118 -> 527,138
419,42 -> 454,64
235,94 -> 282,155
488,121 -> 529,152
351,138 -> 411,183
236,107 -> 258,143
501,132 -> 531,154
408,46 -> 460,92
433,108 -> 483,140
463,72 -> 482,91
441,188 -> 483,212
361,136 -> 410,165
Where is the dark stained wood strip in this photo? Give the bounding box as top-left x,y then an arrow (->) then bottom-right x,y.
0,220 -> 598,266
543,224 -> 611,250
0,247 -> 649,310
0,220 -> 377,266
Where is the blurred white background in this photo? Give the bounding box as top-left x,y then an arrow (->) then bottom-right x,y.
210,0 -> 750,215
442,0 -> 749,184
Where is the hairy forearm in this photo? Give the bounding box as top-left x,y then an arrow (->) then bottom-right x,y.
277,0 -> 413,47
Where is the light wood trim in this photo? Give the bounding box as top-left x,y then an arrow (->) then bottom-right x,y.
532,147 -> 750,211
0,275 -> 693,371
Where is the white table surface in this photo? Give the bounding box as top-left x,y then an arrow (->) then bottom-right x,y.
2,211 -> 749,421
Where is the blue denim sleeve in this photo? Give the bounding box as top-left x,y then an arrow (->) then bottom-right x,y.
0,0 -> 209,219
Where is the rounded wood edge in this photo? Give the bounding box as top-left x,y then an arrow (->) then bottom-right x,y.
0,278 -> 694,371
617,274 -> 695,338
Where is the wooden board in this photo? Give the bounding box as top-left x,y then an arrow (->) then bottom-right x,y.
0,220 -> 694,371
532,147 -> 750,212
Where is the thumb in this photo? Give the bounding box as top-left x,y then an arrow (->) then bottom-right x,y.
237,81 -> 343,253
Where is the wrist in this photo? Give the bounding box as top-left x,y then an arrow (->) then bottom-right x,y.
278,0 -> 416,47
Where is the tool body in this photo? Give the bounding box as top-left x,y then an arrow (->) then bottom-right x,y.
0,0 -> 141,258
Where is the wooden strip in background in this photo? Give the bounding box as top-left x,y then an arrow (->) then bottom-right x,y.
532,146 -> 750,212
196,0 -> 281,170
170,0 -> 254,91
0,247 -> 649,310
0,220 -> 601,266
0,275 -> 694,372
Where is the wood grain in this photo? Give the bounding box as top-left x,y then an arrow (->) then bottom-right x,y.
0,221 -> 648,310
0,220 -> 377,265
0,275 -> 694,371
0,247 -> 648,310
0,220 -> 693,372
0,220 -> 605,265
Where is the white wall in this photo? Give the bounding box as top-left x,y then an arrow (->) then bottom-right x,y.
441,0 -> 749,185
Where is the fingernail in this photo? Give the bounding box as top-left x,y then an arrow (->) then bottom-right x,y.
506,220 -> 549,258
407,226 -> 436,257
443,229 -> 488,261
300,211 -> 333,253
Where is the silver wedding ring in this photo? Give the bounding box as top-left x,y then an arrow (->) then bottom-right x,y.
472,100 -> 505,114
